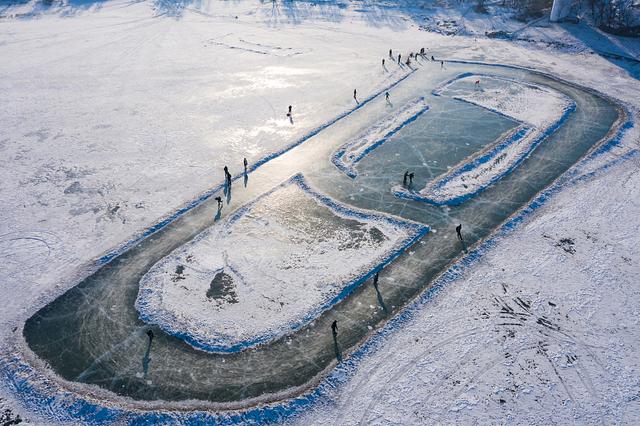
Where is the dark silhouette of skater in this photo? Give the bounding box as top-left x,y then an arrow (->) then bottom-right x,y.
441,60 -> 444,69
456,224 -> 463,241
215,196 -> 223,209
331,320 -> 342,361
397,53 -> 401,64
431,55 -> 435,61
409,172 -> 415,185
353,88 -> 358,103
385,91 -> 390,101
142,329 -> 154,378
420,47 -> 425,56
389,48 -> 393,58
403,170 -> 409,186
287,105 -> 292,116
382,58 -> 385,67
406,57 -> 411,66
372,271 -> 388,314
243,157 -> 248,173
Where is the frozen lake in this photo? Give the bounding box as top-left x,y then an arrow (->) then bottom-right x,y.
22,62 -> 620,407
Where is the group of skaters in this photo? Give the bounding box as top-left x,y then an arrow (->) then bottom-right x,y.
215,157 -> 249,210
383,47 -> 442,69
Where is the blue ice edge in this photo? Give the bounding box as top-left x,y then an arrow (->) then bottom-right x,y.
136,173 -> 430,354
1,119 -> 633,425
0,60 -> 635,423
331,98 -> 430,179
96,69 -> 417,267
394,74 -> 577,205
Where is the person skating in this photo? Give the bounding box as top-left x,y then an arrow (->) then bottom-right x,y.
243,157 -> 248,173
431,55 -> 435,61
382,58 -> 385,67
409,172 -> 414,185
146,329 -> 154,343
287,105 -> 292,116
385,91 -> 390,101
441,60 -> 444,69
223,166 -> 231,186
456,223 -> 463,241
403,170 -> 409,186
215,196 -> 223,209
373,271 -> 379,287
331,320 -> 338,338
389,48 -> 393,58
398,53 -> 401,64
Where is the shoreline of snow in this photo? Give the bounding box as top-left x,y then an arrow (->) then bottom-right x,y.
331,97 -> 429,178
135,173 -> 429,353
395,74 -> 576,205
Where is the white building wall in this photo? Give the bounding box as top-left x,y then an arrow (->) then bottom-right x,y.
550,0 -> 573,22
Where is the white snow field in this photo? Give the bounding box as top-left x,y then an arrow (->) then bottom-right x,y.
135,173 -> 427,353
394,74 -> 576,205
1,0 -> 640,424
331,97 -> 429,178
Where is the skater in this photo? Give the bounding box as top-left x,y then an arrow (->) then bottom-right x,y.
146,329 -> 154,343
243,157 -> 248,173
373,271 -> 379,287
331,320 -> 338,338
420,47 -> 425,56
403,170 -> 409,186
215,196 -> 223,209
353,88 -> 358,103
409,172 -> 415,185
382,58 -> 385,67
398,53 -> 402,64
441,60 -> 444,69
385,91 -> 390,101
456,224 -> 463,241
431,55 -> 435,61
389,48 -> 393,58
406,56 -> 411,66
223,166 -> 231,185
287,105 -> 292,116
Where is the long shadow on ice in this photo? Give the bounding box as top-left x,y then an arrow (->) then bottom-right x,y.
562,21 -> 640,80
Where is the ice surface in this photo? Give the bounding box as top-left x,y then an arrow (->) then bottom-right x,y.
135,174 -> 428,352
332,98 -> 430,178
395,74 -> 576,205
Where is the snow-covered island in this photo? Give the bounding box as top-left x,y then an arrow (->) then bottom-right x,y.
135,174 -> 428,352
394,74 -> 576,205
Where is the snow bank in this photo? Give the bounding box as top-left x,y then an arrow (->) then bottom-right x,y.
395,74 -> 576,205
332,98 -> 429,178
135,174 -> 428,353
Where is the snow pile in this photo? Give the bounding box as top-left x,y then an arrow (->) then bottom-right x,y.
332,98 -> 429,178
135,174 -> 428,353
395,74 -> 575,205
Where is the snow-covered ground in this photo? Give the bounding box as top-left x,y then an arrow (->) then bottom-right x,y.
1,0 -> 639,424
331,96 -> 429,178
394,74 -> 576,205
136,173 -> 427,353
